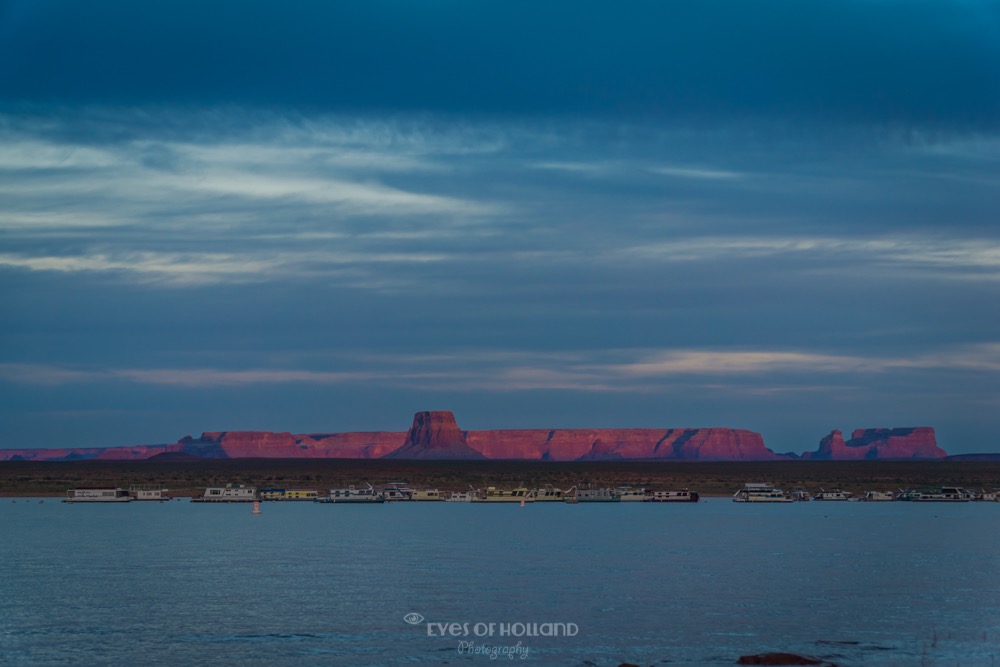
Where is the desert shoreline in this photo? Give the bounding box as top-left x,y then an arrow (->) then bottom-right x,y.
3,458 -> 999,498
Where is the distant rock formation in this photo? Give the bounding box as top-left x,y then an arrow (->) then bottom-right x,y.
803,427 -> 945,460
0,413 -> 948,462
463,427 -> 786,460
385,411 -> 486,460
176,430 -> 406,459
576,428 -> 784,461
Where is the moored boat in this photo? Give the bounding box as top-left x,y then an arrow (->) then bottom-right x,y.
863,490 -> 895,502
732,483 -> 793,503
64,487 -> 132,503
317,484 -> 384,503
446,490 -> 475,502
615,486 -> 647,502
646,489 -> 699,502
532,485 -> 566,502
192,483 -> 257,502
260,488 -> 319,501
129,485 -> 169,501
411,489 -> 444,501
381,482 -> 415,501
814,488 -> 854,501
897,486 -> 974,502
574,484 -> 620,502
472,486 -> 534,503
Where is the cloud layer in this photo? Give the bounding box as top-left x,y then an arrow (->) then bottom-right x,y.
1,2 -> 998,451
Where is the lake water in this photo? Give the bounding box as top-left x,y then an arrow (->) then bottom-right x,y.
2,499 -> 1000,666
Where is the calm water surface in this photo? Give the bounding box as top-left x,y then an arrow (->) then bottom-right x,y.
2,499 -> 1000,666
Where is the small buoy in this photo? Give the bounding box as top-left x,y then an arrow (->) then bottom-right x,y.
252,500 -> 262,515
520,499 -> 525,508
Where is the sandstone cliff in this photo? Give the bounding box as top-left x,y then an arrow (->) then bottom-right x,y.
384,411 -> 485,460
803,427 -> 945,460
463,427 -> 784,460
0,414 -> 948,461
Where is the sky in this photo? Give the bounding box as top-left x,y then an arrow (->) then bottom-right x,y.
1,0 -> 999,454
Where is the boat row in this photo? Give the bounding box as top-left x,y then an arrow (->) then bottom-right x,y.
733,483 -> 995,503
61,482 -> 998,504
190,482 -> 701,503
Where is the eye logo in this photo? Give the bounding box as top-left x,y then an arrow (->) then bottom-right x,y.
403,613 -> 424,625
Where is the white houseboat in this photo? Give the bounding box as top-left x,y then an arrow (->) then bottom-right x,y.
574,485 -> 620,502
863,490 -> 895,502
381,482 -> 415,501
897,486 -> 974,502
64,487 -> 132,503
814,488 -> 854,501
647,489 -> 700,502
129,485 -> 169,501
446,490 -> 476,502
616,486 -> 647,502
192,483 -> 257,502
732,483 -> 793,503
317,484 -> 384,503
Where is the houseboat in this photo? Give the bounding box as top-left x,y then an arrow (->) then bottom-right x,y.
317,484 -> 384,503
381,482 -> 415,501
411,489 -> 444,501
647,489 -> 700,502
863,490 -> 895,502
472,486 -> 534,503
897,486 -> 974,502
732,483 -> 793,503
129,485 -> 169,501
259,488 -> 319,501
446,490 -> 476,502
791,487 -> 811,501
532,486 -> 566,502
616,486 -> 647,502
192,483 -> 257,502
64,487 -> 132,503
574,485 -> 620,502
814,488 -> 854,501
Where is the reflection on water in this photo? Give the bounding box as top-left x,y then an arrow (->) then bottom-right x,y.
2,500 -> 999,665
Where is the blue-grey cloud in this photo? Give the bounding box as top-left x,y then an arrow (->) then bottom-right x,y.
2,1 -> 999,127
1,1 -> 999,453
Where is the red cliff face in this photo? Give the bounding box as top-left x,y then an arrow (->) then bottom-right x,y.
804,427 -> 945,460
293,432 -> 406,458
198,431 -> 302,458
385,411 -> 486,459
578,428 -> 784,461
465,427 -> 785,460
0,415 -> 949,461
850,427 -> 945,459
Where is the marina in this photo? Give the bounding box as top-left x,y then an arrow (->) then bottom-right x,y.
56,479 -> 1000,506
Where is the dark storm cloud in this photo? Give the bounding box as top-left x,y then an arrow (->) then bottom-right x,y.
2,1 -> 999,126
